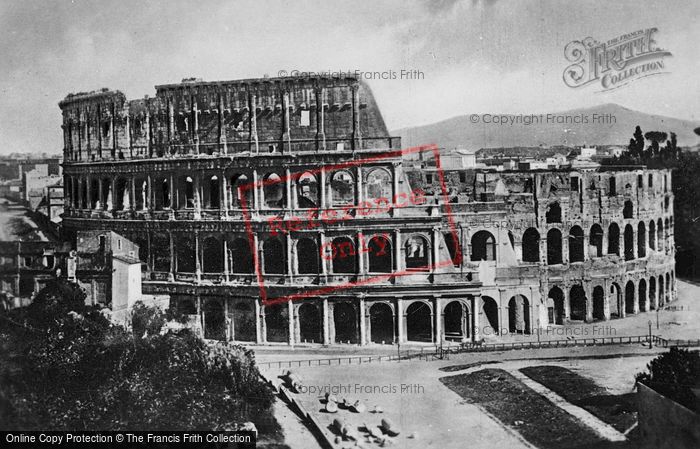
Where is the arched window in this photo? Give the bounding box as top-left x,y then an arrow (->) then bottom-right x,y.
569,285 -> 586,321
364,169 -> 392,202
568,226 -> 584,262
296,238 -> 319,274
90,178 -> 99,208
332,237 -> 356,274
589,224 -> 603,257
546,202 -> 561,223
160,179 -> 170,209
296,172 -> 318,208
263,173 -> 285,208
657,218 -> 663,251
368,235 -> 392,273
471,231 -> 496,261
648,220 -> 656,250
637,222 -> 646,258
151,232 -> 170,272
208,175 -> 220,209
405,235 -> 430,269
608,223 -> 620,255
624,224 -> 634,261
330,170 -> 355,207
547,228 -> 563,265
231,174 -> 252,208
184,176 -> 194,208
623,200 -> 633,219
263,238 -> 285,274
522,228 -> 540,262
229,238 -> 253,273
202,237 -> 224,273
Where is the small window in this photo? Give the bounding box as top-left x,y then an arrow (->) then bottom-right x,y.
24,257 -> 33,267
459,172 -> 466,183
99,235 -> 106,252
336,142 -> 345,151
637,174 -> 643,188
300,110 -> 310,127
426,174 -> 433,184
648,174 -> 653,188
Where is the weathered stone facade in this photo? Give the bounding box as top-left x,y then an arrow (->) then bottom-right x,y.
59,75 -> 676,344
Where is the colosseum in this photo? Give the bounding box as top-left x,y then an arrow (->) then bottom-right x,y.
59,74 -> 677,345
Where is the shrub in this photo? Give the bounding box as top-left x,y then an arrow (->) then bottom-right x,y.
635,347 -> 700,412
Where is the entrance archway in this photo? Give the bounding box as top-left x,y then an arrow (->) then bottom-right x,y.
481,296 -> 499,335
508,295 -> 530,333
593,286 -> 605,320
204,300 -> 226,341
406,302 -> 432,342
639,279 -> 647,312
625,281 -> 636,314
369,303 -> 394,344
298,303 -> 322,343
333,302 -> 358,344
547,287 -> 564,325
265,303 -> 289,343
569,285 -> 587,321
610,283 -> 622,318
444,301 -> 470,341
233,302 -> 256,342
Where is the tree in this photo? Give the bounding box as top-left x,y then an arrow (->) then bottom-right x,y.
636,347 -> 700,412
629,126 -> 645,159
0,285 -> 275,432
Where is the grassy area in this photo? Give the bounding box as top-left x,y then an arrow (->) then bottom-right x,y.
520,365 -> 637,433
440,368 -> 608,449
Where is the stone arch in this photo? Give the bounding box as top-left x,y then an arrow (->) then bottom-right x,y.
296,171 -> 319,208
80,178 -> 88,209
263,237 -> 286,274
151,232 -> 170,272
546,202 -> 562,223
649,277 -> 657,310
508,295 -> 530,333
639,278 -> 647,312
329,170 -> 355,207
101,178 -> 111,209
608,223 -> 620,255
522,228 -> 540,262
229,238 -> 254,273
369,302 -> 394,344
202,236 -> 224,273
590,224 -> 604,257
364,168 -> 392,202
207,175 -> 220,209
623,200 -> 634,219
444,300 -> 470,341
569,285 -> 587,321
592,286 -> 605,320
90,178 -> 100,208
204,299 -> 226,341
333,302 -> 358,344
610,282 -> 622,318
666,273 -> 671,302
175,233 -> 196,273
624,224 -> 634,261
625,280 -> 636,314
405,235 -> 430,269
230,174 -> 252,208
406,301 -> 432,342
569,226 -> 585,262
481,296 -> 499,335
368,235 -> 392,273
265,303 -> 289,343
664,218 -> 670,251
471,230 -> 496,261
296,238 -> 319,274
637,222 -> 646,258
298,303 -> 322,343
332,236 -> 356,274
649,220 -> 656,250
233,302 -> 256,342
262,173 -> 285,208
547,287 -> 564,325
115,178 -> 129,210
658,275 -> 665,306
547,228 -> 563,265
657,218 -> 664,252
184,176 -> 195,208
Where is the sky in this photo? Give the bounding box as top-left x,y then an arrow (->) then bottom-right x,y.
0,0 -> 698,155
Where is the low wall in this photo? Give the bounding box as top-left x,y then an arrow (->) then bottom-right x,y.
637,382 -> 700,449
